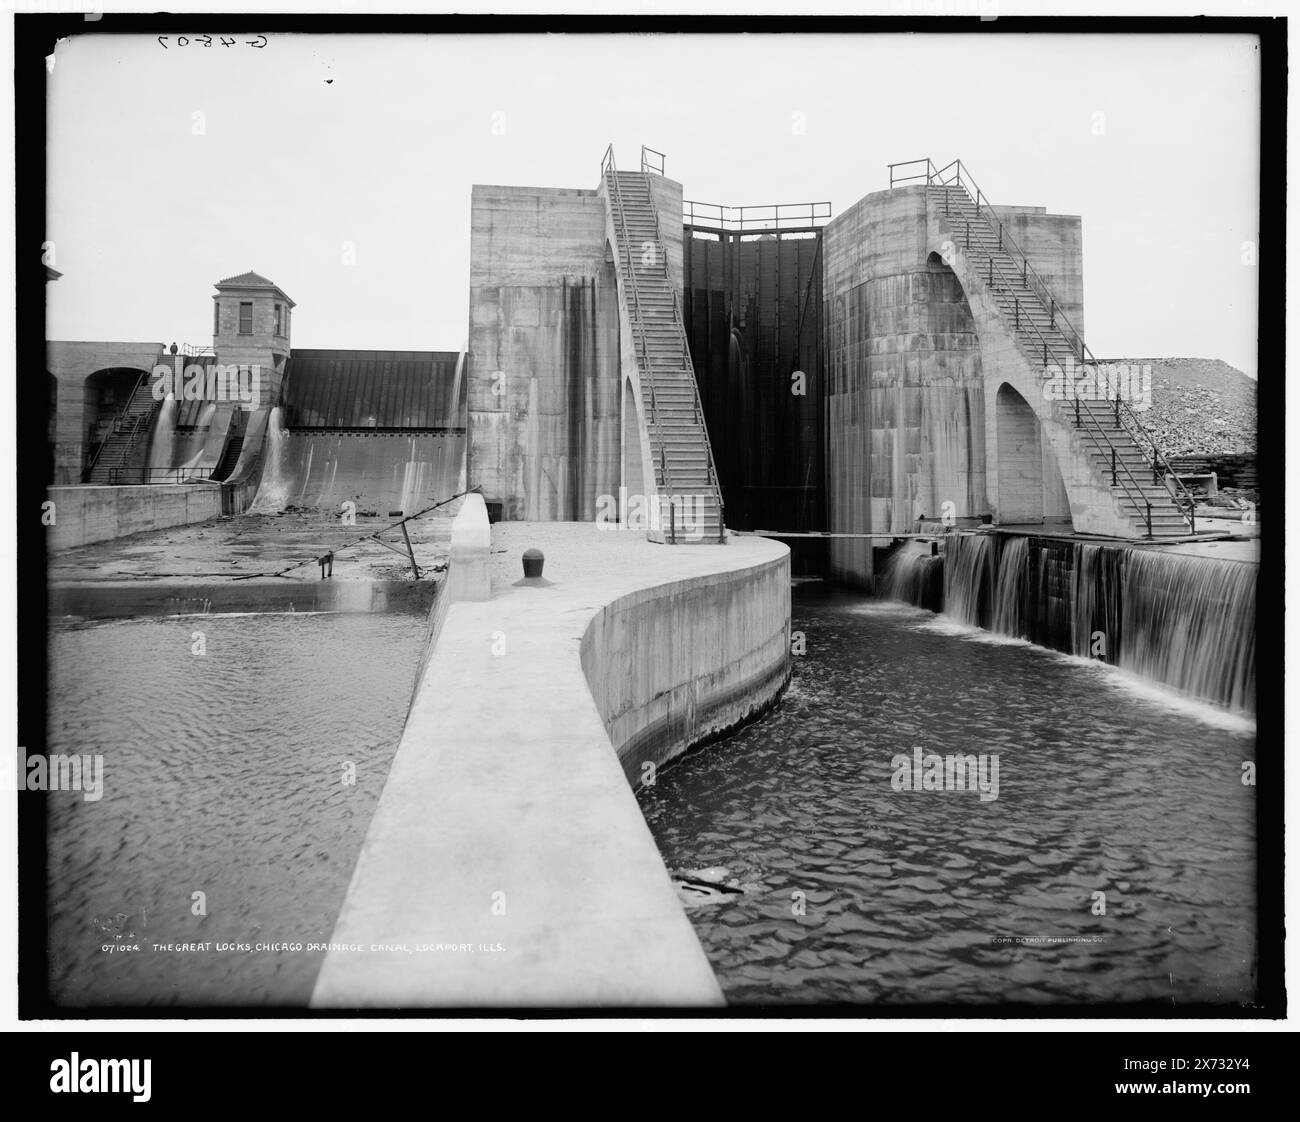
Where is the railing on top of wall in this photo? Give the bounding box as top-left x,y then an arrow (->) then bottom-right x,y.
682,199 -> 832,232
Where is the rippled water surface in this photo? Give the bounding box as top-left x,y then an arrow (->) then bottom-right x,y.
46,612 -> 427,1007
640,586 -> 1257,1008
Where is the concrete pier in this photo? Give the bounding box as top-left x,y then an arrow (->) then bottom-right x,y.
311,516 -> 790,1008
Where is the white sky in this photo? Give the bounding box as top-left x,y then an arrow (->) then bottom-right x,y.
45,31 -> 1260,376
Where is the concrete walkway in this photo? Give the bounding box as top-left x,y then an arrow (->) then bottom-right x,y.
311,523 -> 788,1008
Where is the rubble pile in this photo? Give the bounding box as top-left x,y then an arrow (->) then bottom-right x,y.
1133,358 -> 1257,455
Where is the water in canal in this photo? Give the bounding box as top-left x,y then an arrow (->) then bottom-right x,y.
45,611 -> 428,1008
639,583 -> 1257,1008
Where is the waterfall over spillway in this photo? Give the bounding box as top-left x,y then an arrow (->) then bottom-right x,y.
991,536 -> 1029,638
879,542 -> 944,611
1119,550 -> 1257,713
147,393 -> 177,476
942,534 -> 993,627
249,407 -> 289,512
878,532 -> 1256,713
249,410 -> 464,518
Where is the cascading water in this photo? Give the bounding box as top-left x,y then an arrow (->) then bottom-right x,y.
990,536 -> 1029,638
881,531 -> 1256,715
1120,550 -> 1256,712
941,534 -> 993,627
248,407 -> 290,512
147,393 -> 177,478
1071,542 -> 1124,659
878,542 -> 944,611
176,402 -> 218,478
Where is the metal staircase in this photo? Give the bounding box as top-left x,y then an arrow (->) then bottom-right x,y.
602,146 -> 725,543
890,158 -> 1196,540
83,366 -> 165,485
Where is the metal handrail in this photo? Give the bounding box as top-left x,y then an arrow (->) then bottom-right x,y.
935,182 -> 1162,537
640,145 -> 665,175
602,145 -> 679,541
918,160 -> 1197,530
142,467 -> 212,484
682,199 -> 833,232
887,158 -> 938,188
648,195 -> 727,540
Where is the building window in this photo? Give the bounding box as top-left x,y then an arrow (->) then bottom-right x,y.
274,303 -> 282,336
238,302 -> 253,335
213,302 -> 219,335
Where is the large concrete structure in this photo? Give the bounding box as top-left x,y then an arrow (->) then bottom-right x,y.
48,151 -> 1196,565
467,160 -> 724,543
466,184 -> 624,521
46,272 -> 469,541
822,168 -> 1188,586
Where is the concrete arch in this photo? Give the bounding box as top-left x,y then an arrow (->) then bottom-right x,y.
924,221 -> 1124,535
995,383 -> 1052,523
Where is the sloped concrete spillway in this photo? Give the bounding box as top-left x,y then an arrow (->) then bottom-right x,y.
252,349 -> 467,515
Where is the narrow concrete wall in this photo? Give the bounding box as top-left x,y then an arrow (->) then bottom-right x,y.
312,527 -> 789,1008
447,493 -> 491,602
48,579 -> 435,620
582,548 -> 791,786
45,483 -> 223,550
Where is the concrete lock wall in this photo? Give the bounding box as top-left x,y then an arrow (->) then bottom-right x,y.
823,187 -> 986,587
581,548 -> 791,786
823,185 -> 1086,586
312,522 -> 789,1008
467,185 -> 624,521
45,483 -> 224,550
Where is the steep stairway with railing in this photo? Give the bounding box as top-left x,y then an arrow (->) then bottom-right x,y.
602,150 -> 725,543
84,366 -> 165,485
892,158 -> 1195,540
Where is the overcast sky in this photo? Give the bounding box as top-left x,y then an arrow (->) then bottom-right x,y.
46,31 -> 1260,377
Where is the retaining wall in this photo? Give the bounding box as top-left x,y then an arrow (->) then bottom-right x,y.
46,483 -> 224,550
